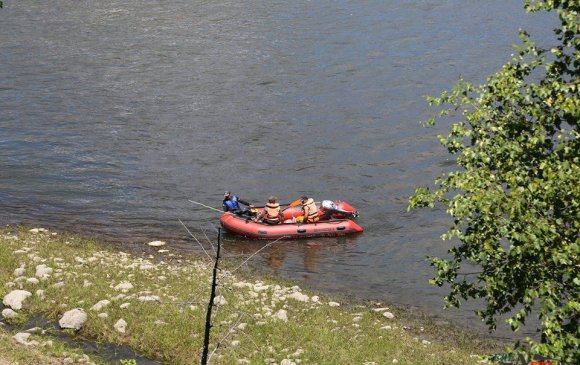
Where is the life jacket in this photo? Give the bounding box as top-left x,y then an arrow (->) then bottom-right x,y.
224,195 -> 240,211
302,198 -> 319,223
263,202 -> 281,223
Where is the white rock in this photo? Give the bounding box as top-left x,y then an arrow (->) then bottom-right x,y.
213,295 -> 227,306
83,280 -> 92,288
35,264 -> 53,278
120,303 -> 131,309
97,313 -> 108,319
237,323 -> 247,330
253,283 -> 270,292
29,228 -> 40,234
382,311 -> 395,319
90,300 -> 111,312
52,281 -> 65,288
3,290 -> 32,310
2,308 -> 18,319
14,267 -> 26,277
281,359 -> 295,365
231,340 -> 240,346
292,349 -> 305,357
274,309 -> 288,322
311,295 -> 320,303
35,289 -> 45,299
158,249 -> 169,253
154,320 -> 167,325
59,308 -> 87,330
114,319 -> 127,333
328,301 -> 340,307
381,325 -> 392,330
26,277 -> 40,285
392,359 -> 398,363
137,295 -> 160,302
147,241 -> 165,247
372,307 -> 390,312
233,281 -> 252,288
13,332 -> 39,346
422,340 -> 431,345
114,282 -> 133,292
288,292 -> 309,302
110,294 -> 126,301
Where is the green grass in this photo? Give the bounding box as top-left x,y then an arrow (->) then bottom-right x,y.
0,325 -> 105,365
0,226 -> 502,364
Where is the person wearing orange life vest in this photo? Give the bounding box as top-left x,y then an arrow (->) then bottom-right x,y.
296,196 -> 319,223
255,196 -> 283,225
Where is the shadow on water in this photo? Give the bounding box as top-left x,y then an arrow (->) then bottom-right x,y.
6,313 -> 160,365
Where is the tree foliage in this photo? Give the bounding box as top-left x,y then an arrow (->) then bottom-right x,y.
409,0 -> 578,362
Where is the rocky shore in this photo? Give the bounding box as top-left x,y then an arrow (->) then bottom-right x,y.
0,226 -> 500,364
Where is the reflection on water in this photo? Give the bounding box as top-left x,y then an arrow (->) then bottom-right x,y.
0,0 -> 554,338
224,234 -> 362,274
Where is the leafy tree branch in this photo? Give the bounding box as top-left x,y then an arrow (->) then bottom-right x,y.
409,0 -> 578,363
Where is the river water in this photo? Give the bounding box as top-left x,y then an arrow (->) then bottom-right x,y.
0,0 -> 554,337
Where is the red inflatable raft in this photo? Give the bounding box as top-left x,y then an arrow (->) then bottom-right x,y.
220,200 -> 363,239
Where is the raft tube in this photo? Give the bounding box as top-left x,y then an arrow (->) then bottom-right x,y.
220,200 -> 363,239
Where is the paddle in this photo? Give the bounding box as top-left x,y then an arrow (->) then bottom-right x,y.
281,199 -> 302,212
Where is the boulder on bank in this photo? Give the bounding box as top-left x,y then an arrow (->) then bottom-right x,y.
288,292 -> 309,302
90,299 -> 111,312
274,309 -> 288,322
114,318 -> 127,333
2,308 -> 18,319
35,264 -> 53,278
3,289 -> 32,310
59,308 -> 87,330
114,282 -> 133,292
147,241 -> 166,247
13,332 -> 39,346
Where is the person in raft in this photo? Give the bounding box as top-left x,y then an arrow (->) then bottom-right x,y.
296,196 -> 320,223
254,196 -> 283,225
223,191 -> 253,216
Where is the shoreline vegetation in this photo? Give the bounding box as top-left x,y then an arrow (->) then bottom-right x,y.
1,226 -> 502,364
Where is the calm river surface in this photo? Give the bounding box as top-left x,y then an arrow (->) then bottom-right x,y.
1,0 -> 554,337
